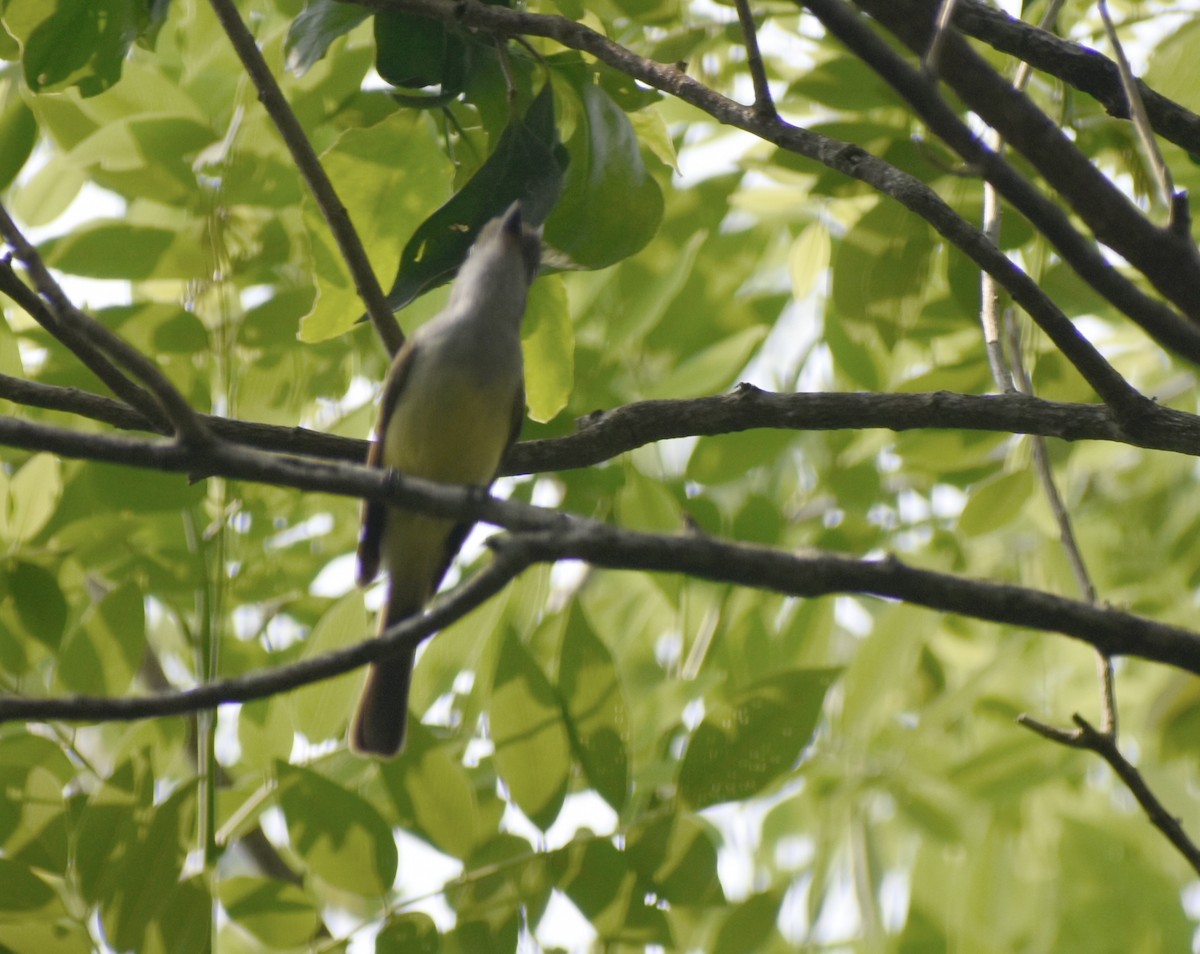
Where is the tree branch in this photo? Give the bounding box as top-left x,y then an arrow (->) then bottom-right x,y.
838,0 -> 1200,327
205,0 -> 403,355
3,413 -> 1200,700
0,545 -> 530,724
0,205 -> 210,446
1019,713 -> 1200,876
0,262 -> 168,429
952,0 -> 1200,159
351,0 -> 1163,408
9,378 -> 1200,475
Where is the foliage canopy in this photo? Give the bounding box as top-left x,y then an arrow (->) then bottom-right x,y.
3,0 -> 1200,951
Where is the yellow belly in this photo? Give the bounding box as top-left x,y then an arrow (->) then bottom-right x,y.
378,364 -> 517,607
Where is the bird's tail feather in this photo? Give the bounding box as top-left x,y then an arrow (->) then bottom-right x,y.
350,596 -> 420,758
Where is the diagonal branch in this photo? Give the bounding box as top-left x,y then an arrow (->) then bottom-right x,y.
0,262 -> 169,429
952,0 -> 1200,158
0,545 -> 530,725
837,0 -> 1200,324
205,0 -> 403,355
353,0 -> 1164,408
0,204 -> 210,446
1020,713 -> 1200,876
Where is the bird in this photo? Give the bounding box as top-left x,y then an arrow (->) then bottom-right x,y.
351,202 -> 542,757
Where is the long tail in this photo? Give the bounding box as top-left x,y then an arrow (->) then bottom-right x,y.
350,597 -> 418,757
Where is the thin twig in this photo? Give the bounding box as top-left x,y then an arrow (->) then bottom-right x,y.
733,0 -> 776,117
1097,0 -> 1175,215
0,204 -> 210,446
1007,317 -> 1116,736
924,0 -> 962,74
1019,714 -> 1200,875
204,0 -> 403,355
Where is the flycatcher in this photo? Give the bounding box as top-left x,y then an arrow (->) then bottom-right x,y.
351,202 -> 542,757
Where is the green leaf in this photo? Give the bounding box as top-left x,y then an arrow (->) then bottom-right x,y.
9,561 -> 67,652
627,813 -> 724,905
490,628 -> 571,830
558,836 -> 671,944
285,0 -> 369,76
276,762 -> 398,895
41,220 -> 209,280
558,605 -> 630,812
0,856 -> 53,911
97,785 -> 194,953
832,199 -> 936,339
0,453 -> 61,544
387,737 -> 485,860
522,273 -> 574,423
644,325 -> 768,400
8,152 -> 85,226
679,669 -> 837,809
376,913 -> 440,954
713,890 -> 782,954
544,75 -> 664,268
298,110 -> 450,341
218,877 -> 320,949
56,581 -> 144,695
383,82 -> 567,312
789,221 -> 832,301
143,878 -> 211,954
373,10 -> 468,91
0,95 -> 37,191
2,0 -> 146,96
959,469 -> 1035,537
289,593 -> 369,743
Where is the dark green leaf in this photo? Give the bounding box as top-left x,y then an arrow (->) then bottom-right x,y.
627,813 -> 724,905
4,0 -> 146,96
713,890 -> 782,954
543,75 -> 664,268
0,95 -> 37,190
558,605 -> 630,812
376,913 -> 440,954
9,561 -> 67,652
490,628 -> 571,831
276,762 -> 399,895
679,669 -> 837,809
285,0 -> 369,76
384,82 -> 567,310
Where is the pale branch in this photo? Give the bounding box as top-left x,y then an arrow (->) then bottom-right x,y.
3,413 -> 1200,695
0,546 -> 530,725
1096,0 -> 1174,215
347,4 -> 1151,408
205,0 -> 403,356
1019,714 -> 1200,876
0,261 -> 168,428
839,0 -> 1200,326
953,0 -> 1200,158
0,205 -> 210,446
10,379 -> 1200,475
